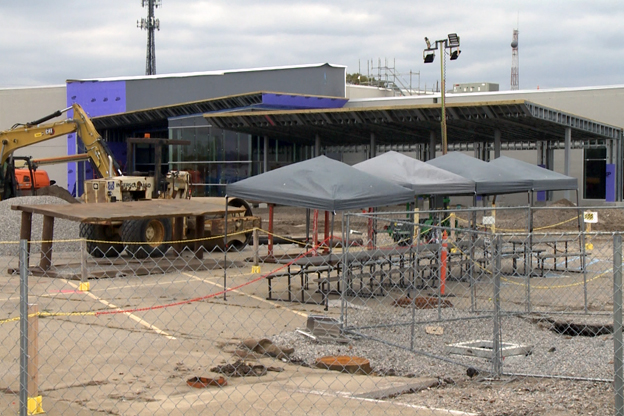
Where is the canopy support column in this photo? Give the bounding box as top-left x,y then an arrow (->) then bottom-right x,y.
428,131 -> 436,161
564,127 -> 571,201
263,135 -> 269,173
315,134 -> 321,157
538,141 -> 555,201
494,129 -> 501,159
370,132 -> 376,159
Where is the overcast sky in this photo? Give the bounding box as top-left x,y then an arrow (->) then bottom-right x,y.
1,1 -> 622,91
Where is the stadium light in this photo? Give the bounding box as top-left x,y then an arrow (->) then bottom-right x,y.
423,33 -> 462,154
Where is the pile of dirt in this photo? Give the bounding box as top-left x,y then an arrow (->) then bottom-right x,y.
35,185 -> 80,204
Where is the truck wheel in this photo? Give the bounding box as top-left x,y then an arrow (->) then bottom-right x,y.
121,218 -> 172,258
79,223 -> 124,258
226,198 -> 254,250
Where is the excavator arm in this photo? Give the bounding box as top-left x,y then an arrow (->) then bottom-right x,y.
0,103 -> 122,199
70,104 -> 122,179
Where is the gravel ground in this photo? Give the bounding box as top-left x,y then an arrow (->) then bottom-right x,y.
271,303 -> 616,415
0,195 -> 81,257
272,307 -> 613,380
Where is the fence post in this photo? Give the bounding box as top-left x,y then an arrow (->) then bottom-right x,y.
27,304 -> 42,414
582,215 -> 589,313
525,205 -> 532,313
440,231 -> 448,296
614,234 -> 623,416
341,214 -> 350,329
20,239 -> 43,415
80,238 -> 90,292
492,234 -> 502,378
252,228 -> 260,274
20,239 -> 28,416
470,210 -> 477,312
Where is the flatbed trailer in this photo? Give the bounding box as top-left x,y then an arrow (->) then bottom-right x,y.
12,198 -> 260,271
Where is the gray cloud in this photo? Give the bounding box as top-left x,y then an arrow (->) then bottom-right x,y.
0,1 -> 622,91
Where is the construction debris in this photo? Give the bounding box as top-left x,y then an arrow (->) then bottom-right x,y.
238,338 -> 294,360
210,360 -> 283,377
393,296 -> 453,309
186,376 -> 227,388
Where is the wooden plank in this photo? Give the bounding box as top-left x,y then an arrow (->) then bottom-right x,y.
11,199 -> 245,223
39,216 -> 54,270
27,304 -> 39,398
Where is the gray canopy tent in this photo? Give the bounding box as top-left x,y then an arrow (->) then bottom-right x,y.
353,151 -> 476,196
488,155 -> 582,238
227,155 -> 414,210
426,152 -> 533,196
488,156 -> 578,192
226,155 -> 414,256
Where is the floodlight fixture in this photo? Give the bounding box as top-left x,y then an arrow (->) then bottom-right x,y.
423,50 -> 436,63
447,33 -> 460,48
449,49 -> 461,60
425,37 -> 432,49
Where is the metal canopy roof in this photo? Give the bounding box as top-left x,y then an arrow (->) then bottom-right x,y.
91,91 -> 348,130
203,99 -> 622,146
92,92 -> 267,130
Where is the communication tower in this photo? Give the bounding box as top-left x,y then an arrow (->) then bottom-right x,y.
510,29 -> 519,90
137,0 -> 161,76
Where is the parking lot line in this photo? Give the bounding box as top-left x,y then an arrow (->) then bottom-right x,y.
183,272 -> 309,318
63,279 -> 177,340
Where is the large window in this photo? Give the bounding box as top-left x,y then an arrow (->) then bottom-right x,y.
169,115 -> 252,197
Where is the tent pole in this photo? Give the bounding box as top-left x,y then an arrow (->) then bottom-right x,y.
470,194 -> 477,312
306,209 -> 310,248
324,211 -> 330,253
330,212 -> 335,254
313,209 -> 319,256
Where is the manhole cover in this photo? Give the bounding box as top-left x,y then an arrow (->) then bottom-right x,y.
315,355 -> 372,375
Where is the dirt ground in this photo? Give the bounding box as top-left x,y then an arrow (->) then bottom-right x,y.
253,198 -> 624,238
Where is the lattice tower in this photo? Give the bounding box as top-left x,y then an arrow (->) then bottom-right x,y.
511,29 -> 519,90
137,0 -> 161,76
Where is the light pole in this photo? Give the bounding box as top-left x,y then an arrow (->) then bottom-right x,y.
423,33 -> 461,155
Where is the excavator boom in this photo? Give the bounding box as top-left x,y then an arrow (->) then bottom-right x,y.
0,103 -> 122,178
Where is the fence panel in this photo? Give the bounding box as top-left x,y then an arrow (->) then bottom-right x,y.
0,202 -> 621,415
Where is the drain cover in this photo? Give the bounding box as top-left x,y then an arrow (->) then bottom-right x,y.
315,356 -> 372,375
445,340 -> 532,359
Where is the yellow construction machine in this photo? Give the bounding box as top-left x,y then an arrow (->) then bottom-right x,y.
1,103 -> 259,257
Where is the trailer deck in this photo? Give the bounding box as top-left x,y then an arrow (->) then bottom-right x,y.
12,198 -> 247,271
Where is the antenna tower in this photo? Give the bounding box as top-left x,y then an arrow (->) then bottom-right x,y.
138,0 -> 161,76
510,28 -> 519,90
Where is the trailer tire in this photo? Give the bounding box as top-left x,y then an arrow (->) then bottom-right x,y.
121,218 -> 172,258
79,223 -> 124,258
226,198 -> 254,250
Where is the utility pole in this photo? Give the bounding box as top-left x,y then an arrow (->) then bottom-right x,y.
137,0 -> 161,76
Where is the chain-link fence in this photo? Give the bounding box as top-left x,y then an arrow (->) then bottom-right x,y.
1,204 -> 623,415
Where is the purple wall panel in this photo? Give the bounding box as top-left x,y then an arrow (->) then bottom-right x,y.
262,93 -> 347,109
66,81 -> 126,195
606,163 -> 616,202
536,164 -> 546,202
